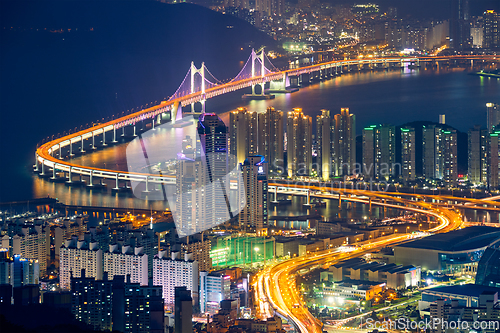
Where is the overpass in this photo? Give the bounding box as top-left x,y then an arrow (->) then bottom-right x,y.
34,51 -> 499,190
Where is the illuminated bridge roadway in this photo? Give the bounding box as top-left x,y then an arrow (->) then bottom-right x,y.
34,53 -> 498,190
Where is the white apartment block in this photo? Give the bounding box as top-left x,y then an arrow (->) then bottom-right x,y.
9,225 -> 49,277
59,237 -> 103,290
103,244 -> 148,286
153,251 -> 198,309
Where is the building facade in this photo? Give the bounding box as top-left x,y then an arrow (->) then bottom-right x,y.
400,126 -> 416,182
468,125 -> 488,185
103,244 -> 148,286
316,109 -> 335,180
200,271 -> 231,314
287,108 -> 312,177
239,156 -> 268,235
258,107 -> 284,174
333,108 -> 356,176
152,251 -> 198,309
59,237 -> 103,290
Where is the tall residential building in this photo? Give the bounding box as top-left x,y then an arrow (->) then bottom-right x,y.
0,250 -> 39,305
103,244 -> 148,286
153,251 -> 198,309
174,286 -> 193,333
362,124 -> 395,180
71,271 -> 113,331
423,125 -> 444,180
258,107 -> 284,174
229,107 -> 284,174
488,129 -> 500,189
471,27 -> 484,48
487,103 -> 500,132
286,108 -> 312,177
224,0 -> 250,9
197,113 -> 231,231
400,127 -> 416,182
333,108 -> 356,176
423,125 -> 458,186
430,299 -> 451,333
316,109 -> 335,181
175,141 -> 206,238
362,125 -> 375,179
88,226 -> 157,278
239,156 -> 268,235
442,130 -> 458,187
71,272 -> 164,333
54,216 -> 88,263
450,0 -> 470,50
168,236 -> 212,272
10,254 -> 39,288
255,0 -> 283,16
120,278 -> 164,333
229,107 -> 258,164
200,271 -> 231,314
468,125 -> 488,185
59,236 -> 103,290
484,10 -> 499,49
8,225 -> 50,277
0,249 -> 9,285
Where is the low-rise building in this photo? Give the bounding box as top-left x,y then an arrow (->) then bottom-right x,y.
321,258 -> 420,290
320,279 -> 386,301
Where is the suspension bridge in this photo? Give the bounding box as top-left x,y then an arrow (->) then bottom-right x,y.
33,50 -> 498,189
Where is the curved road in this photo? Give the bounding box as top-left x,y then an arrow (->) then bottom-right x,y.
254,189 -> 463,333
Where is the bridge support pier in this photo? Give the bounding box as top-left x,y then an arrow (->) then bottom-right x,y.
133,125 -> 136,137
51,165 -> 57,180
80,136 -> 85,153
272,186 -> 278,203
113,126 -> 117,143
92,132 -> 96,149
102,130 -> 107,146
69,142 -> 74,157
40,160 -> 45,176
34,152 -> 39,172
67,167 -> 72,183
303,190 -> 312,206
172,101 -> 181,125
144,176 -> 150,193
88,170 -> 93,187
114,174 -> 119,190
268,73 -> 296,93
59,145 -> 62,157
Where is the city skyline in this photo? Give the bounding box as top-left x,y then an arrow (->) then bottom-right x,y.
1,0 -> 500,333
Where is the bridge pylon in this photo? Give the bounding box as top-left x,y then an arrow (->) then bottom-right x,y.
190,62 -> 206,115
242,48 -> 276,100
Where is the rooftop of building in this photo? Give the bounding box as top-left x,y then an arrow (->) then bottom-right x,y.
423,284 -> 500,298
395,226 -> 500,252
274,236 -> 300,243
334,279 -> 386,289
332,258 -> 419,273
